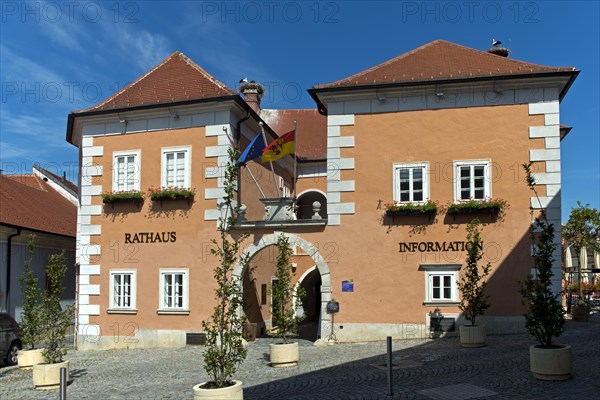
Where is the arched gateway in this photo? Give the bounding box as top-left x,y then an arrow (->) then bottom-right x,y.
233,232 -> 332,342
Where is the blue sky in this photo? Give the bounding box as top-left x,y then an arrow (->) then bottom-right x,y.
1,1 -> 598,220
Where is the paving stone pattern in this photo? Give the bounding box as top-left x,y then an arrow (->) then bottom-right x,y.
1,317 -> 598,400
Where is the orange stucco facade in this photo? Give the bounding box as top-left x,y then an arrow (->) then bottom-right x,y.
69,44 -> 576,349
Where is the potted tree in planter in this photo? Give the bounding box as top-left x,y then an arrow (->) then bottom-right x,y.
562,202 -> 600,321
194,147 -> 250,400
17,234 -> 45,369
32,251 -> 75,389
519,163 -> 571,380
269,234 -> 306,367
457,219 -> 491,347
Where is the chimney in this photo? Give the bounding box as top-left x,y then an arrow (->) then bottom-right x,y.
240,81 -> 265,113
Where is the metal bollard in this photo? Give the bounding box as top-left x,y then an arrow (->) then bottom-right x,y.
387,336 -> 393,396
60,367 -> 67,400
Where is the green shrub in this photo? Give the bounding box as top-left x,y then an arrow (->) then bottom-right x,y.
18,234 -> 42,350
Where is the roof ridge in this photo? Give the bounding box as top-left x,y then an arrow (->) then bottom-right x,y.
177,52 -> 235,94
445,40 -> 575,71
315,39 -> 576,89
328,40 -> 441,85
73,51 -> 236,113
78,51 -> 179,112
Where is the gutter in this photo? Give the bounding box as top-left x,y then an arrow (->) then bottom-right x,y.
1,222 -> 75,239
5,228 -> 22,314
308,70 -> 580,115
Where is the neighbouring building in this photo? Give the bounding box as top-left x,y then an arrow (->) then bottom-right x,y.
66,40 -> 579,350
0,165 -> 78,320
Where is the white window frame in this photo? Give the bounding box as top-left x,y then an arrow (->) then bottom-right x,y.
108,269 -> 137,313
453,160 -> 491,202
158,268 -> 189,314
393,162 -> 429,203
161,146 -> 192,188
420,264 -> 460,305
112,150 -> 141,192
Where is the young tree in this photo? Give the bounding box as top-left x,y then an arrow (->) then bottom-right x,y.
519,163 -> 565,347
40,251 -> 75,364
18,234 -> 42,350
270,234 -> 306,343
457,219 -> 491,326
562,202 -> 600,301
201,147 -> 250,388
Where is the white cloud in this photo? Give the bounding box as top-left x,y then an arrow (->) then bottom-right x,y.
0,111 -> 63,140
0,44 -> 64,84
0,141 -> 42,161
98,21 -> 171,72
37,9 -> 86,52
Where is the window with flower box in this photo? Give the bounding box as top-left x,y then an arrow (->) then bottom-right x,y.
158,268 -> 189,314
108,270 -> 137,313
393,162 -> 429,203
113,150 -> 141,192
161,146 -> 191,188
454,160 -> 491,201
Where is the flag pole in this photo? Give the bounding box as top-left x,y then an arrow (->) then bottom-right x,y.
259,122 -> 281,197
243,165 -> 266,198
293,120 -> 298,200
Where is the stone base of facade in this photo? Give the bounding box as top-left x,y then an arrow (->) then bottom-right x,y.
76,317 -> 527,350
77,329 -> 188,351
322,316 -> 527,343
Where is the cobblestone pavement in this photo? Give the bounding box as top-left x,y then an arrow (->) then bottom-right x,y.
1,316 -> 598,400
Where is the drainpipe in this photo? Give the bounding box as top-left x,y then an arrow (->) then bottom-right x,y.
5,227 -> 22,314
236,112 -> 251,207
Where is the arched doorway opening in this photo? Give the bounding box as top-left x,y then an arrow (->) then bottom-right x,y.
234,232 -> 332,342
296,266 -> 322,341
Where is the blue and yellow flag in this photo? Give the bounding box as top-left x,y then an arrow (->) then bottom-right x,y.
236,134 -> 266,167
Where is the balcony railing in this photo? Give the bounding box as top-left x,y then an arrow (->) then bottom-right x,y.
234,197 -> 327,229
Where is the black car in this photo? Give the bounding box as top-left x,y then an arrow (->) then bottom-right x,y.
0,313 -> 22,366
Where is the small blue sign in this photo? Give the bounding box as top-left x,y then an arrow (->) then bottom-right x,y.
342,280 -> 354,292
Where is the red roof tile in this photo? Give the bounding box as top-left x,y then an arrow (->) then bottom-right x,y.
315,40 -> 576,89
260,109 -> 326,160
0,174 -> 77,237
76,51 -> 237,112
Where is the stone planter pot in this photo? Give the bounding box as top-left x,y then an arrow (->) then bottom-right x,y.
32,361 -> 69,390
459,325 -> 487,348
270,342 -> 299,367
571,304 -> 591,321
193,380 -> 243,400
529,344 -> 572,380
17,348 -> 45,370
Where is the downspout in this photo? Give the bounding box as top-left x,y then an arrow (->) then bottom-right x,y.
236,112 -> 251,207
5,227 -> 22,314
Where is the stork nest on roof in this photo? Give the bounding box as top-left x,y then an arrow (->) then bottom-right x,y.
487,47 -> 510,57
239,81 -> 265,96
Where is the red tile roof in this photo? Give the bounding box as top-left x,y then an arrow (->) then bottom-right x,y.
260,109 -> 327,160
0,174 -> 77,237
315,40 -> 576,89
76,51 -> 237,112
